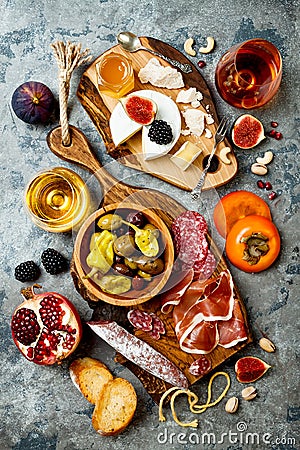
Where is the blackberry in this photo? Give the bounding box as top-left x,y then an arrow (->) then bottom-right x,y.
148,120 -> 173,145
15,261 -> 40,282
41,248 -> 68,275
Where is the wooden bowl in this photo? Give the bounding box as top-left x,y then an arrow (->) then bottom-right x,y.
73,202 -> 174,306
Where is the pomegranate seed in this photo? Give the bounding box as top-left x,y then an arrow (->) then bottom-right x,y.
269,129 -> 276,137
257,180 -> 265,189
268,191 -> 277,200
265,181 -> 272,190
11,308 -> 40,345
197,60 -> 206,68
271,121 -> 278,128
275,132 -> 282,140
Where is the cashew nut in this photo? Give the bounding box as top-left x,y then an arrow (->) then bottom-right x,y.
219,146 -> 232,164
256,151 -> 274,165
184,38 -> 196,57
199,36 -> 215,54
251,163 -> 268,175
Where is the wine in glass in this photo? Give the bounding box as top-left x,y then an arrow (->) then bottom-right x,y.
25,167 -> 90,233
215,39 -> 282,109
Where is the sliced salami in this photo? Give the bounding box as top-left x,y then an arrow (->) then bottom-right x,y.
189,356 -> 212,376
148,328 -> 161,340
172,211 -> 209,269
127,309 -> 153,332
194,250 -> 216,281
150,313 -> 166,335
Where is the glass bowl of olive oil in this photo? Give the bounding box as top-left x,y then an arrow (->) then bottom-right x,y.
25,167 -> 90,233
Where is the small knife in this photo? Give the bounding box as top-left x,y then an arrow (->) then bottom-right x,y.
87,320 -> 189,389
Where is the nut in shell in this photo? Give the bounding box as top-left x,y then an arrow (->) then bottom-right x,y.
242,386 -> 257,401
225,396 -> 239,413
184,38 -> 196,56
259,337 -> 276,353
251,163 -> 268,176
199,36 -> 215,54
256,151 -> 274,165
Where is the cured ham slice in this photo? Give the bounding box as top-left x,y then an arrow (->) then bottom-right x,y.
160,269 -> 194,314
171,270 -> 239,354
173,270 -> 234,334
178,321 -> 219,355
218,300 -> 248,348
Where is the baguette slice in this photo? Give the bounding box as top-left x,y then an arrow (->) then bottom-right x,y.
69,357 -> 113,404
92,378 -> 137,436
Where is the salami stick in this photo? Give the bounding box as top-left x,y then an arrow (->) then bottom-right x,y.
88,320 -> 189,388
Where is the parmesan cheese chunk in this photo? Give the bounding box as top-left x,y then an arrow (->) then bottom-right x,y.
181,108 -> 206,137
171,141 -> 203,170
138,58 -> 184,89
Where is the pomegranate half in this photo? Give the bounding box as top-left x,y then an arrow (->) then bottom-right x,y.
11,284 -> 82,365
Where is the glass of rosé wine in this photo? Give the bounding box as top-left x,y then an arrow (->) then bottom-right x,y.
215,38 -> 282,109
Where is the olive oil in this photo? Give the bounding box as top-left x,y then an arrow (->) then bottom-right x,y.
25,167 -> 90,232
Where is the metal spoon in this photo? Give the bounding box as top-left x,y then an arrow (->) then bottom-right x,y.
117,31 -> 193,74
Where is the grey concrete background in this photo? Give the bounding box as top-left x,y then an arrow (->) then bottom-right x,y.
1,0 -> 299,449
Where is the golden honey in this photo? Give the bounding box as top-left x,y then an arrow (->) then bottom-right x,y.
96,52 -> 134,98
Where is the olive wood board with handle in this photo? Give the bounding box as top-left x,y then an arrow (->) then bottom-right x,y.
47,125 -> 251,404
76,37 -> 238,191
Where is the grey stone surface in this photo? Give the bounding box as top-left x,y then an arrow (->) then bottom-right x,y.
1,0 -> 299,449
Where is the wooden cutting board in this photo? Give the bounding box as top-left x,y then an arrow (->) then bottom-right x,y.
76,37 -> 238,191
47,123 -> 250,405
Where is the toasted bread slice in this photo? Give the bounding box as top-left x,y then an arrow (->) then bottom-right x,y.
69,357 -> 113,404
92,378 -> 137,436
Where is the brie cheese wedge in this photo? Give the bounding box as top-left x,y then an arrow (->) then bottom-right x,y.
109,104 -> 142,146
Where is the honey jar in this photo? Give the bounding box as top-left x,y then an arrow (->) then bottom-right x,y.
96,52 -> 135,98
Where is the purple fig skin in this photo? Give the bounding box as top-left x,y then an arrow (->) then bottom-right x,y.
11,81 -> 55,124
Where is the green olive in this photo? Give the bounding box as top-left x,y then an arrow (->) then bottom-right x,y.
136,257 -> 164,275
97,213 -> 123,230
113,234 -> 136,257
124,257 -> 138,270
137,270 -> 152,281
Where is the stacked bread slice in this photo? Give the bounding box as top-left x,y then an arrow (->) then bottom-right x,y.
70,357 -> 137,435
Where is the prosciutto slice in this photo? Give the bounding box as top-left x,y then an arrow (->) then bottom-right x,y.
218,299 -> 248,348
160,269 -> 194,314
178,320 -> 219,355
170,270 -> 239,354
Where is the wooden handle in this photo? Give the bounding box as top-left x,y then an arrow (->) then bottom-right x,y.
46,125 -> 137,199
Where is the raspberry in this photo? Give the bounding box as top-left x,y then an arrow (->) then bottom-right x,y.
41,248 -> 68,275
14,261 -> 40,282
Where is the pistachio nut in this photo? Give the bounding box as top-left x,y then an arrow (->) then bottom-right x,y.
242,386 -> 257,401
225,396 -> 239,413
259,337 -> 276,353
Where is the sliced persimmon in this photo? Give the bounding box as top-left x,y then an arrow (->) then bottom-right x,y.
213,190 -> 272,238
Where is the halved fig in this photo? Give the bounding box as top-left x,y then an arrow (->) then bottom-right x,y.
120,94 -> 157,125
235,356 -> 271,383
232,114 -> 265,149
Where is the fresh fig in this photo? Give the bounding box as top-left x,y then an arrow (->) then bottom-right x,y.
232,114 -> 265,149
235,356 -> 271,383
11,81 -> 55,124
120,94 -> 157,125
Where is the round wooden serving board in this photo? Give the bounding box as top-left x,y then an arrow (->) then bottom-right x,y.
76,37 -> 238,191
